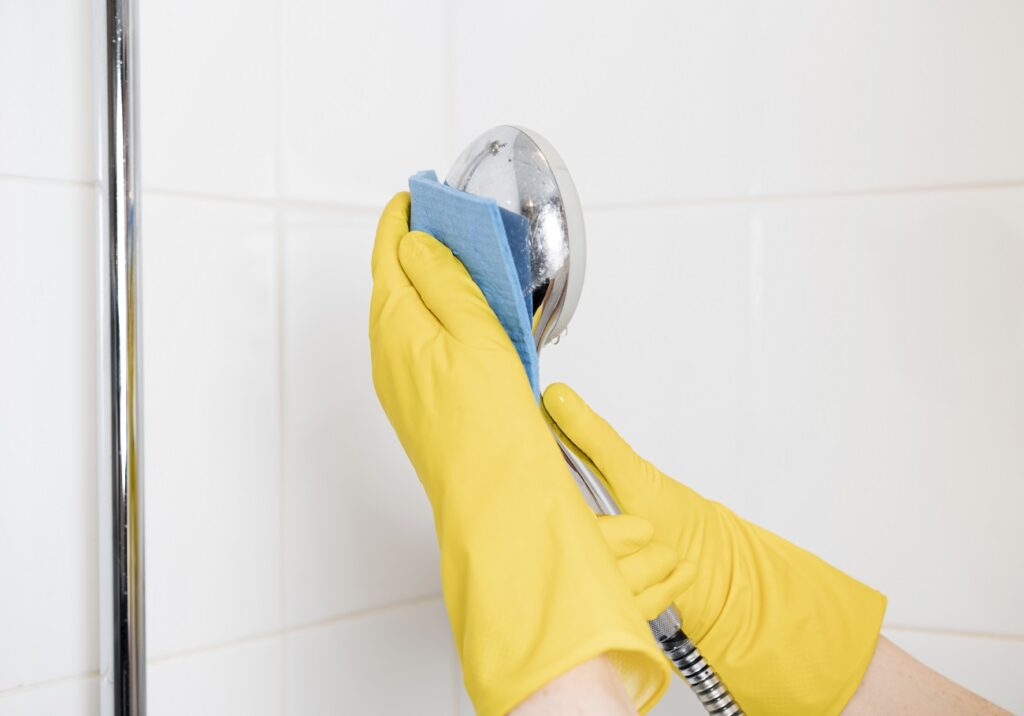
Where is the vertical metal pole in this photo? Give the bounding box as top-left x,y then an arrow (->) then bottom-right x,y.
96,0 -> 146,713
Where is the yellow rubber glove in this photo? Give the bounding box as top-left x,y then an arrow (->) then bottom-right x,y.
369,194 -> 670,715
597,515 -> 697,622
543,383 -> 887,716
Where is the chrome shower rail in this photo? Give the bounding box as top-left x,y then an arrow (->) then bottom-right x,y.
96,0 -> 146,713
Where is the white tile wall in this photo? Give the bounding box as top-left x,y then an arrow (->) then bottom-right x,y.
279,0 -> 451,206
139,0 -> 278,198
451,0 -> 753,207
286,600 -> 454,716
3,0 -> 1024,713
541,205 -> 759,516
0,181 -> 96,691
148,638 -> 284,716
452,0 -> 1024,205
745,189 -> 1024,636
142,195 -> 281,658
751,1 -> 1024,195
0,678 -> 97,716
281,208 -> 439,627
0,1 -> 93,182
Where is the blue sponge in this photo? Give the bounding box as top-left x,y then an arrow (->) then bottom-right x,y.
409,171 -> 539,399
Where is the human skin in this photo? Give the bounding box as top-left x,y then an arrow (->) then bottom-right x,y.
843,635 -> 1009,715
511,637 -> 1011,716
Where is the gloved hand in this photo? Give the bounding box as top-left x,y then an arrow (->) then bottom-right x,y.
543,383 -> 887,716
597,515 -> 697,622
369,193 -> 671,715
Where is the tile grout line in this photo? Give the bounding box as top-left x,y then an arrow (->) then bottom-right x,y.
443,0 -> 458,164
0,173 -> 95,189
0,671 -> 99,699
146,178 -> 1024,213
275,205 -> 288,712
451,638 -> 462,716
147,629 -> 286,666
144,186 -> 382,214
585,177 -> 1024,212
285,591 -> 445,636
143,592 -> 446,668
8,174 -> 1024,212
143,184 -> 380,213
271,0 -> 288,712
883,624 -> 1024,643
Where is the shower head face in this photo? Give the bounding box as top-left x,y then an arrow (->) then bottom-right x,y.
445,126 -> 585,349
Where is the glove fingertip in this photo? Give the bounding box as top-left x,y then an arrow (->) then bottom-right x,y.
384,190 -> 410,214
375,192 -> 409,235
541,382 -> 581,417
372,191 -> 411,260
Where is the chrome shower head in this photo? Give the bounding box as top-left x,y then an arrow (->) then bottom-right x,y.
445,126 -> 585,350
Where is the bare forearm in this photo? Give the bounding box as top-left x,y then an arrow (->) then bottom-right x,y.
843,636 -> 1009,715
510,655 -> 637,716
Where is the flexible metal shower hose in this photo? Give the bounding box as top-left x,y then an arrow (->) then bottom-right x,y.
556,440 -> 744,715
649,611 -> 744,715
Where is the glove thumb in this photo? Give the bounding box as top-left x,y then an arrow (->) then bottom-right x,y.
398,231 -> 510,348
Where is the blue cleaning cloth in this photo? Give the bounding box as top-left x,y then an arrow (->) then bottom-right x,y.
409,171 -> 540,399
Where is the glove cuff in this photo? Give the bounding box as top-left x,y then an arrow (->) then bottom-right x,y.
823,589 -> 887,716
465,632 -> 671,716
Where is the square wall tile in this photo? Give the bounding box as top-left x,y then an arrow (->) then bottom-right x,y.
0,1 -> 93,181
0,181 -> 96,689
0,677 -> 98,716
286,600 -> 454,715
885,629 -> 1023,714
148,637 -> 283,716
143,194 -> 281,657
140,0 -> 277,198
282,208 -> 439,627
540,205 -> 758,515
452,0 -> 752,207
280,0 -> 449,206
751,0 -> 1024,195
747,189 -> 1024,635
